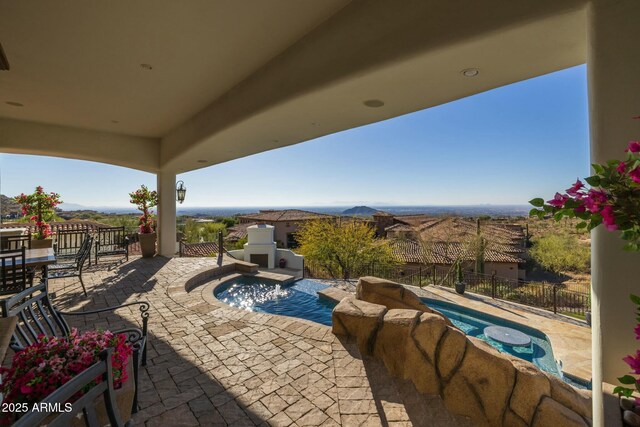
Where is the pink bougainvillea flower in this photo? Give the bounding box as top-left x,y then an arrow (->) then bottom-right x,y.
547,193 -> 569,208
601,205 -> 618,231
635,324 -> 640,340
629,166 -> 640,184
626,141 -> 640,153
617,161 -> 627,174
624,351 -> 640,374
583,189 -> 608,213
566,179 -> 584,196
574,204 -> 586,214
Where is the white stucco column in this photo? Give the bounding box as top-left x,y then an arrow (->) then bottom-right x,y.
157,170 -> 177,257
587,1 -> 640,424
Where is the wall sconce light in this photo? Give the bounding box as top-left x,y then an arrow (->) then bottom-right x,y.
176,180 -> 187,204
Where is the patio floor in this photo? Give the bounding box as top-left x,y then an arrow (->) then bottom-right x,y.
49,256 -> 474,427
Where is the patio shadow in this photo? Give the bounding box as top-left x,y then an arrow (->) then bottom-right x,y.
49,256 -> 267,426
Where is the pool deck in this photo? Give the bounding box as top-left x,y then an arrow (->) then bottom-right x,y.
48,256 -> 474,426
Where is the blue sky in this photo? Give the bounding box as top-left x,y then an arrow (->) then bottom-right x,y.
2,64 -> 589,208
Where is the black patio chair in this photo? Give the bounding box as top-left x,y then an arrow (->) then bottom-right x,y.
0,247 -> 29,296
0,230 -> 31,250
11,348 -> 123,427
95,227 -> 129,264
55,229 -> 89,263
49,235 -> 94,296
0,283 -> 149,414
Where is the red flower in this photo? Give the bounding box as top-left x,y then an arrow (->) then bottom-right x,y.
0,329 -> 133,424
626,141 -> 640,153
547,193 -> 568,208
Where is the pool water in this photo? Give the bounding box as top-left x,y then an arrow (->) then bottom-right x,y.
215,277 -> 336,326
424,299 -> 560,376
214,276 -> 590,389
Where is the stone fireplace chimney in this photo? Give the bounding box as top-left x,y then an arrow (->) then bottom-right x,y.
243,224 -> 276,268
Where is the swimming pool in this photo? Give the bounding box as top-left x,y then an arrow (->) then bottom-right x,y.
214,277 -> 336,326
214,276 -> 590,388
423,298 -> 561,376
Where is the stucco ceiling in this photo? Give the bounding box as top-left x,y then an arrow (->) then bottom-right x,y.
0,0 -> 588,173
0,0 -> 349,137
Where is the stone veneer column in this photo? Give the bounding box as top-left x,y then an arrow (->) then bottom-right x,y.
587,1 -> 640,425
157,170 -> 177,257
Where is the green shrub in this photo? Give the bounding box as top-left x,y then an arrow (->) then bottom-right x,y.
530,233 -> 590,274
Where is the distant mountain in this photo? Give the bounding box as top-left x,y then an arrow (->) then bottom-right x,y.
58,202 -> 88,211
342,206 -> 380,216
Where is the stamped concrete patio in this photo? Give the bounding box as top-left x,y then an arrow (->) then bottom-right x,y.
48,255 -> 593,426
50,256 -> 474,426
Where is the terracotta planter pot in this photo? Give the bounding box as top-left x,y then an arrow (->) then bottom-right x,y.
31,238 -> 53,249
138,232 -> 157,258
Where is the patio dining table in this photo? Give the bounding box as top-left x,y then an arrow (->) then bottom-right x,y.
4,248 -> 57,281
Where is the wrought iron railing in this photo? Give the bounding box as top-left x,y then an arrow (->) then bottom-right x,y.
304,261 -> 590,317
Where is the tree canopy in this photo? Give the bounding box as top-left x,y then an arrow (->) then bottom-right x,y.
296,219 -> 397,280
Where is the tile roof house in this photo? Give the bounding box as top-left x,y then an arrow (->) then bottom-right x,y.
385,216 -> 527,281
237,209 -> 334,248
224,222 -> 255,243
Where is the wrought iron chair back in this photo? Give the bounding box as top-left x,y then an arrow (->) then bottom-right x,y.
0,231 -> 31,250
95,226 -> 129,263
11,348 -> 123,427
55,229 -> 88,261
49,235 -> 94,296
0,283 -> 70,348
0,247 -> 29,296
1,283 -> 149,414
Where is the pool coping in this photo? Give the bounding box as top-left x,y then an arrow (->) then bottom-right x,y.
167,265 -> 334,333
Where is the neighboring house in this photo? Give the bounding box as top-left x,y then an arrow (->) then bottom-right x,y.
237,209 -> 335,248
380,216 -> 527,281
225,222 -> 254,245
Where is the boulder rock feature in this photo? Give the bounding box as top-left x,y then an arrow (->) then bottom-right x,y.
531,397 -> 589,427
332,297 -> 386,355
509,358 -> 551,425
373,309 -> 421,377
356,276 -> 453,326
330,276 -> 593,426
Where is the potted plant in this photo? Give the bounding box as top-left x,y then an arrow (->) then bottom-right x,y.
454,260 -> 466,294
14,186 -> 62,249
130,185 -> 158,258
0,329 -> 134,426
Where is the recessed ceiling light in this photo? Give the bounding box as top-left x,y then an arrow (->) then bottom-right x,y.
5,101 -> 23,107
461,68 -> 479,77
140,63 -> 153,70
197,159 -> 208,164
363,99 -> 384,108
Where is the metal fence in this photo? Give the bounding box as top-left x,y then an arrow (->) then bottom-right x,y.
305,262 -> 590,317
1,222 -> 142,255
